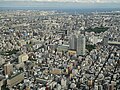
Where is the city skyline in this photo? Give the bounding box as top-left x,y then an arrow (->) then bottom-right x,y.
0,0 -> 120,89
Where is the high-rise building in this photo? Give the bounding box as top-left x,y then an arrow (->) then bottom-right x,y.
103,36 -> 109,46
4,62 -> 13,76
69,34 -> 77,50
77,34 -> 86,56
69,34 -> 86,56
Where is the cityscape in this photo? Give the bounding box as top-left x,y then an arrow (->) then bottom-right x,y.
0,0 -> 120,90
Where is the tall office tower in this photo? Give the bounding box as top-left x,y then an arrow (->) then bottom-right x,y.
77,34 -> 86,56
69,34 -> 77,50
4,62 -> 13,76
103,36 -> 109,46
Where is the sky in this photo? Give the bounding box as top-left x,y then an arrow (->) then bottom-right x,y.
0,0 -> 120,10
0,0 -> 120,3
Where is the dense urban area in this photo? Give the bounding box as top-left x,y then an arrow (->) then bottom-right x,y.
0,10 -> 120,90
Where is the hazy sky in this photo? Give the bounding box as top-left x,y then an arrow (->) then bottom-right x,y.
0,0 -> 120,3
0,0 -> 120,9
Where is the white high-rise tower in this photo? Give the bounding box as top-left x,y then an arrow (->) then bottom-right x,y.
77,34 -> 86,56
69,34 -> 77,50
